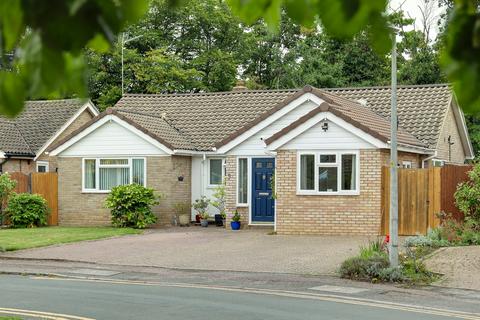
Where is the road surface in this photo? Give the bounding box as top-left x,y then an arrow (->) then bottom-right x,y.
0,275 -> 478,320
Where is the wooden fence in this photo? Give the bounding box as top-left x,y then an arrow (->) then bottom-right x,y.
6,172 -> 58,226
381,164 -> 472,235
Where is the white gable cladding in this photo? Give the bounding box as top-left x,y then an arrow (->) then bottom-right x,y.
228,100 -> 318,156
281,119 -> 375,150
59,121 -> 167,156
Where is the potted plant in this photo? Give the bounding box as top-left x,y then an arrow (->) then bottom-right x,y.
192,196 -> 210,228
231,210 -> 241,230
173,202 -> 190,226
200,212 -> 210,227
211,181 -> 226,227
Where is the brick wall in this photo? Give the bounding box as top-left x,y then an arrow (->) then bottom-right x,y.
57,155 -> 191,226
275,149 -> 383,235
2,159 -> 35,174
380,150 -> 423,168
224,156 -> 249,229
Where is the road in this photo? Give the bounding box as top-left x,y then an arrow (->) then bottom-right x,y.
0,275 -> 479,320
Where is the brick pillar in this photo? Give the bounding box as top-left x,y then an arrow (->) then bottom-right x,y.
225,156 -> 248,229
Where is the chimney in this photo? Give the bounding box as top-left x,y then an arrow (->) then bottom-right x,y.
232,80 -> 248,91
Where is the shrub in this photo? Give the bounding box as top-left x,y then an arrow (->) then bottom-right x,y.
404,228 -> 450,248
339,254 -> 389,281
0,173 -> 16,223
105,184 -> 160,229
455,163 -> 480,230
210,182 -> 226,218
231,209 -> 241,222
5,193 -> 48,228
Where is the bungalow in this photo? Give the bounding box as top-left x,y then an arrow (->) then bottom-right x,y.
49,84 -> 473,234
0,99 -> 99,174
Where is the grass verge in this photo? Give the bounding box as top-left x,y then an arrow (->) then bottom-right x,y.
0,227 -> 142,251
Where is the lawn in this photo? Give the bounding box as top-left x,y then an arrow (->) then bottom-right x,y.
0,227 -> 142,251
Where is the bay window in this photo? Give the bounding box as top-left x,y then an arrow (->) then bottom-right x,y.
298,151 -> 359,194
83,158 -> 146,192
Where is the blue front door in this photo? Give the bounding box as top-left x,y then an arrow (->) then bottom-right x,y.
252,158 -> 275,222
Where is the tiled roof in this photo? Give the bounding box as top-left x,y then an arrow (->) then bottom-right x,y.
326,84 -> 452,148
115,85 -> 431,151
0,99 -> 87,156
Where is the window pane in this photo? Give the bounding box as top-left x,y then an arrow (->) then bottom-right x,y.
100,159 -> 128,165
238,158 -> 248,203
341,154 -> 356,190
210,159 -> 223,185
300,154 -> 315,190
132,159 -> 145,185
38,165 -> 47,173
319,167 -> 337,192
84,159 -> 96,189
99,167 -> 130,190
320,154 -> 336,163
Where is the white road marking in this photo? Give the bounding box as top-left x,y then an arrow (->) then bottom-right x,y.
31,276 -> 480,320
308,285 -> 369,294
70,269 -> 120,276
0,307 -> 95,320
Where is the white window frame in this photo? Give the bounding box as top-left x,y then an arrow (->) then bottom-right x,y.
236,157 -> 249,206
36,161 -> 49,173
402,161 -> 412,168
82,157 -> 147,193
208,158 -> 225,188
432,159 -> 445,167
297,150 -> 360,196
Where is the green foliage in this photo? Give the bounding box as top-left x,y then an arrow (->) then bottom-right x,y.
211,182 -> 226,218
192,196 -> 210,219
172,201 -> 190,216
5,193 -> 48,228
0,173 -> 17,213
341,239 -> 436,284
359,239 -> 387,259
232,209 -> 241,222
455,163 -> 480,229
0,0 -> 149,116
404,228 -> 451,248
104,184 -> 160,229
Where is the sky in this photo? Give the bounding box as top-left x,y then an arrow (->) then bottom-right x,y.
390,0 -> 446,40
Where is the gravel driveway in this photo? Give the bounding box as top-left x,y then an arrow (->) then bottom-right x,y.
1,227 -> 372,275
425,246 -> 480,290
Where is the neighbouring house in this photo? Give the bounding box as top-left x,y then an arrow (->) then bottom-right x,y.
48,84 -> 473,234
0,99 -> 99,175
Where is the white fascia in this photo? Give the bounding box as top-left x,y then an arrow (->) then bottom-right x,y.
266,111 -> 386,151
34,100 -> 100,160
50,114 -> 174,156
216,93 -> 325,154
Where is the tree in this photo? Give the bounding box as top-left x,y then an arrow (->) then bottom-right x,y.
0,0 -> 149,116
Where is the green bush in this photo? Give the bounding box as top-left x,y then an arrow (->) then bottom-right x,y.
455,163 -> 480,230
0,173 -> 16,224
105,184 -> 160,229
5,193 -> 48,228
359,239 -> 386,259
339,254 -> 389,281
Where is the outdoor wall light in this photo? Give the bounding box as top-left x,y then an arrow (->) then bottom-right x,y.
178,176 -> 184,182
321,122 -> 329,132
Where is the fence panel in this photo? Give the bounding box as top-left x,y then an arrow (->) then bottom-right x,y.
8,172 -> 29,193
381,166 -> 441,235
441,164 -> 472,221
31,173 -> 58,226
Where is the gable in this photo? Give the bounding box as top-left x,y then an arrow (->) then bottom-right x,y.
228,99 -> 319,155
58,121 -> 168,156
280,119 -> 375,150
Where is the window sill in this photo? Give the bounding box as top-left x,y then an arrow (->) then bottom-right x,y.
207,184 -> 221,189
296,191 -> 360,196
236,204 -> 248,207
82,190 -> 110,194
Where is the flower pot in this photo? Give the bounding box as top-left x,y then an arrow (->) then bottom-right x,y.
179,214 -> 190,226
200,219 -> 209,227
231,221 -> 241,230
